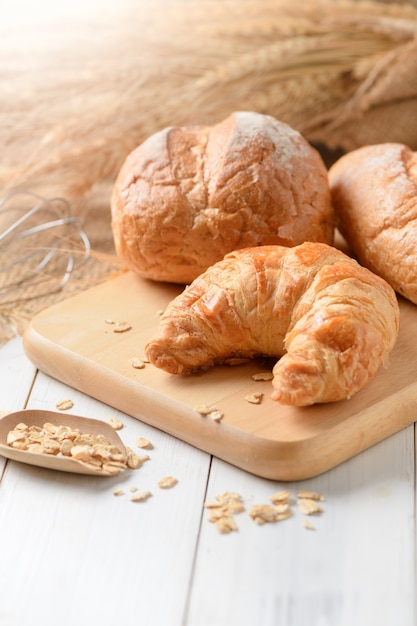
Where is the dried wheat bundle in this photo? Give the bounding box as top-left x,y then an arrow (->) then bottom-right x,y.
1,0 -> 416,200
0,0 -> 416,342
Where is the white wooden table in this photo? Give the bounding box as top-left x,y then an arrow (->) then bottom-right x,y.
0,334 -> 415,626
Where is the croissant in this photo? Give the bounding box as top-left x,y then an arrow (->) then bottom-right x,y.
145,242 -> 400,406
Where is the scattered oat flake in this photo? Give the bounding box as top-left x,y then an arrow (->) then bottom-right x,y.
60,439 -> 74,456
6,422 -> 128,474
130,490 -> 152,503
193,404 -> 224,421
15,422 -> 28,431
210,410 -> 224,422
129,486 -> 138,493
194,404 -> 217,416
135,437 -> 153,450
205,492 -> 244,532
225,500 -> 245,514
249,504 -> 280,525
55,399 -> 73,411
275,504 -> 293,520
215,515 -> 238,534
296,490 -> 325,501
157,476 -> 178,489
303,519 -> 316,530
129,357 -> 146,369
10,440 -> 27,450
6,430 -> 26,445
42,438 -> 61,454
249,503 -> 293,524
221,492 -> 243,505
203,489 -> 326,533
113,322 -> 132,333
269,490 -> 291,505
126,449 -> 150,469
113,489 -> 124,497
251,372 -> 273,381
107,417 -> 124,430
71,445 -> 94,462
298,498 -> 323,516
101,463 -> 122,475
245,392 -> 264,404
204,500 -> 222,509
27,443 -> 43,453
207,508 -> 227,521
104,319 -> 115,325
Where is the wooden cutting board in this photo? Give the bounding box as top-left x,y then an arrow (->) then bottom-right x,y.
23,271 -> 417,481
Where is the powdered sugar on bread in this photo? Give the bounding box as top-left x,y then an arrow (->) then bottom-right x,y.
224,111 -> 308,170
111,111 -> 333,284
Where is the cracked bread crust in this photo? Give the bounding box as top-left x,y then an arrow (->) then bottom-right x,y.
111,111 -> 333,284
329,143 -> 417,304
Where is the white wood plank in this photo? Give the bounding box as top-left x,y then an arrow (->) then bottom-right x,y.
0,337 -> 36,409
1,342 -> 416,626
186,426 -> 416,626
0,337 -> 37,475
0,370 -> 211,626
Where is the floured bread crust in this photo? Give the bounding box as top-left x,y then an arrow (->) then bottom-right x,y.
329,143 -> 417,304
145,242 -> 399,406
111,111 -> 333,284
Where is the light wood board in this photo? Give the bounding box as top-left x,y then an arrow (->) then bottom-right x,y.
23,271 -> 417,480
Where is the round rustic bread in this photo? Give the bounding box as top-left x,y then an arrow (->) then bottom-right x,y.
111,111 -> 333,283
329,142 -> 417,304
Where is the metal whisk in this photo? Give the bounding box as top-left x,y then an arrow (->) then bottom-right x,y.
0,191 -> 91,305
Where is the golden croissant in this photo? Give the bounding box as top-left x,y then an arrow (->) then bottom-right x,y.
145,242 -> 400,406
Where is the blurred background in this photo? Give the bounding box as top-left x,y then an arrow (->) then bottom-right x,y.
1,0 -> 416,339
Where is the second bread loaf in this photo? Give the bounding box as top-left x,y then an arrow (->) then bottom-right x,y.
329,143 -> 417,304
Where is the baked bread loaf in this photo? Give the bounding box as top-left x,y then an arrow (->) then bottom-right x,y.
145,242 -> 399,406
329,143 -> 417,304
111,111 -> 333,284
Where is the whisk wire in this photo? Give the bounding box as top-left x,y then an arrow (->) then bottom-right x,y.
0,191 -> 92,305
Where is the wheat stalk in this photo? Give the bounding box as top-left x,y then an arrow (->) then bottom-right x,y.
0,0 -> 416,341
1,0 -> 415,198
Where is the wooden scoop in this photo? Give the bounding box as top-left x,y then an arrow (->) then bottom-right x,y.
0,409 -> 127,476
